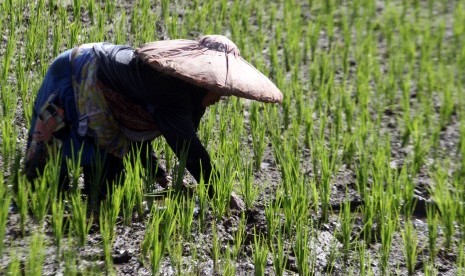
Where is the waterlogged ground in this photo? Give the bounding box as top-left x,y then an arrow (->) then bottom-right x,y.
1,0 -> 465,275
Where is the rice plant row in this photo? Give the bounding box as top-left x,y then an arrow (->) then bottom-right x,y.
1,0 -> 465,274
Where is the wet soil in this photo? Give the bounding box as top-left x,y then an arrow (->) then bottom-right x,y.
1,0 -> 464,275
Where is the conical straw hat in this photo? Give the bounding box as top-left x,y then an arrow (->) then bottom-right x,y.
135,35 -> 283,103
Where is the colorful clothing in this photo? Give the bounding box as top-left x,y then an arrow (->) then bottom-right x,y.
70,44 -> 160,158
26,42 -> 214,186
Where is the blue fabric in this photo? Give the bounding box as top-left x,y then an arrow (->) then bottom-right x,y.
28,49 -> 96,166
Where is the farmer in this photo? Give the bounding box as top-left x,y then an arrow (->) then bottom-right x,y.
24,35 -> 283,205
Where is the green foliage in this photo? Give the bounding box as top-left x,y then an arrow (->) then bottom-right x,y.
0,179 -> 10,257
431,164 -> 457,250
29,176 -> 51,225
271,227 -> 287,276
402,220 -> 419,275
211,222 -> 220,273
176,194 -> 195,240
51,194 -> 66,255
99,204 -> 115,273
338,197 -> 354,258
69,191 -> 93,247
240,158 -> 260,210
426,203 -> 439,261
294,223 -> 312,276
1,0 -> 465,274
253,230 -> 268,276
232,212 -> 246,261
250,103 -> 267,170
26,233 -> 45,276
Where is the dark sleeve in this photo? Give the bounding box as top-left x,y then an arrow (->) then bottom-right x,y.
153,100 -> 212,183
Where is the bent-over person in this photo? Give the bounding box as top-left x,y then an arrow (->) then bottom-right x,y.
24,35 -> 283,207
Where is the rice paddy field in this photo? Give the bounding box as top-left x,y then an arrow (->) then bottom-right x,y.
1,0 -> 465,275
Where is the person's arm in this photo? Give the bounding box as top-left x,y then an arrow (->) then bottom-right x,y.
153,103 -> 212,184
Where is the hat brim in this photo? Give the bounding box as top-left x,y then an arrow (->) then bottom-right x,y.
135,36 -> 283,103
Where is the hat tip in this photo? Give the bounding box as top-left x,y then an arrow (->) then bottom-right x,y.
199,35 -> 240,56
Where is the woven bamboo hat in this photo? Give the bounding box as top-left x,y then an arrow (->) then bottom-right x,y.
135,35 -> 283,103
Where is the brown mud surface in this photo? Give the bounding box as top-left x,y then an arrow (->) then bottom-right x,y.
1,0 -> 464,275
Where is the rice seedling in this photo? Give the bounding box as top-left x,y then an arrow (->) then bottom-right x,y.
459,198 -> 465,244
0,178 -> 10,257
142,196 -> 176,271
458,242 -> 465,275
16,60 -> 33,126
141,205 -> 161,260
253,229 -> 268,276
250,102 -> 267,171
402,220 -> 419,275
240,157 -> 260,210
306,177 -> 320,215
410,117 -> 430,175
355,148 -> 369,200
149,213 -> 164,275
357,241 -> 368,276
101,184 -> 124,242
423,260 -> 438,276
426,202 -> 439,261
1,26 -> 15,82
114,10 -> 127,45
294,222 -> 312,276
232,212 -> 246,261
211,221 -> 220,273
86,0 -> 94,23
326,235 -> 340,275
25,233 -> 45,276
271,228 -> 287,276
176,194 -> 195,240
0,101 -> 17,172
196,174 -> 209,232
29,176 -> 50,225
168,232 -> 184,276
274,137 -> 301,195
431,164 -> 456,250
280,180 -> 309,235
379,215 -> 397,275
69,190 -> 93,247
360,191 -> 376,244
265,199 -> 280,241
72,0 -> 81,20
121,183 -> 136,226
51,193 -> 66,256
210,164 -> 235,218
65,144 -> 83,191
1,0 -> 465,274
160,197 -> 177,250
86,150 -> 112,209
122,153 -> 145,225
99,202 -> 115,273
7,250 -> 21,275
459,122 -> 465,177
104,0 -> 115,19
13,176 -> 29,236
338,197 -> 354,258
399,166 -> 416,217
222,247 -> 236,276
62,236 -> 78,275
318,138 -> 338,223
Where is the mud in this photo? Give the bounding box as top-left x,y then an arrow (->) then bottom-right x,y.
1,0 -> 463,275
